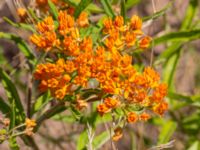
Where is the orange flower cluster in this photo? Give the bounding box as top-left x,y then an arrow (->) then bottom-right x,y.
32,13 -> 168,127
103,15 -> 151,52
34,59 -> 73,99
25,118 -> 36,136
30,11 -> 88,52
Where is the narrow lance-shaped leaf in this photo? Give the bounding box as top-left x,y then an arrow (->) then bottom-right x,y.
93,131 -> 111,149
3,17 -> 35,32
0,32 -> 35,64
180,0 -> 198,30
9,100 -> 19,150
0,97 -> 10,114
74,0 -> 93,18
187,141 -> 200,150
9,137 -> 19,150
154,29 -> 200,45
100,0 -> 115,18
48,0 -> 58,19
30,91 -> 51,117
77,130 -> 88,150
35,102 -> 67,131
163,48 -> 181,90
125,0 -> 141,10
142,1 -> 172,21
0,68 -> 25,119
158,120 -> 177,144
120,0 -> 126,22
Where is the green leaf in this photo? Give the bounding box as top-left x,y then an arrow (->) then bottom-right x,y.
86,4 -> 104,13
93,131 -> 110,149
0,32 -> 35,64
9,137 -> 19,150
35,102 -> 67,131
0,97 -> 10,114
74,0 -> 93,18
158,120 -> 177,144
154,30 -> 200,45
162,48 -> 181,90
52,114 -> 77,123
0,68 -> 25,127
125,0 -> 141,10
120,0 -> 126,21
187,141 -> 200,150
157,42 -> 182,60
3,17 -> 35,32
168,92 -> 194,104
77,130 -> 88,150
48,0 -> 59,19
10,99 -> 16,130
180,0 -> 198,30
30,91 -> 52,116
100,0 -> 115,18
142,2 -> 172,21
0,46 -> 8,65
182,111 -> 200,134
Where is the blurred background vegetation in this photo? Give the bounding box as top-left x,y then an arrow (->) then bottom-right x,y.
0,0 -> 200,149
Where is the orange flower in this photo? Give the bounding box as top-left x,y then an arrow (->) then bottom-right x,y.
76,95 -> 88,110
139,112 -> 151,121
77,12 -> 89,27
130,15 -> 142,30
103,18 -> 113,33
17,8 -> 27,21
30,32 -> 60,51
104,97 -> 120,109
36,0 -> 47,6
97,104 -> 110,116
125,31 -> 136,47
114,16 -> 124,28
58,11 -> 74,35
135,91 -> 147,103
25,118 -> 36,128
112,127 -> 123,141
151,83 -> 168,102
139,36 -> 151,49
144,67 -> 160,87
80,37 -> 93,52
39,80 -> 48,92
36,16 -> 55,33
36,0 -> 58,6
3,118 -> 10,126
54,86 -> 67,100
153,102 -> 168,116
127,112 -> 138,123
47,78 -> 59,88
